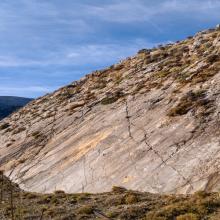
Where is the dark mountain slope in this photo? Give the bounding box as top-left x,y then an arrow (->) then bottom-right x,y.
0,96 -> 33,120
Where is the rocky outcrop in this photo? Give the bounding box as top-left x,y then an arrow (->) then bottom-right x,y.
0,27 -> 220,194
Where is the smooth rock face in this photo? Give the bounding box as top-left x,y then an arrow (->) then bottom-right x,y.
0,28 -> 220,194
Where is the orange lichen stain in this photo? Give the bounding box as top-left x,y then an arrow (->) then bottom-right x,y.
52,129 -> 113,173
122,175 -> 134,183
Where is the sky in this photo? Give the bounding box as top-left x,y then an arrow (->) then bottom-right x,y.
0,0 -> 220,98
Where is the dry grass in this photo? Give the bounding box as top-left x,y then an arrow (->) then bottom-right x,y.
167,90 -> 213,117
1,175 -> 220,219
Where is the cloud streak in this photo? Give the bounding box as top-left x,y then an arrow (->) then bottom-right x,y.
0,39 -> 156,68
83,0 -> 220,23
0,85 -> 57,98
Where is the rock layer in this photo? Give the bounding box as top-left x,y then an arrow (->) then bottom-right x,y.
0,27 -> 220,193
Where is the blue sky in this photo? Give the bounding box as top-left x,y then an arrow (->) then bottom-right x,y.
0,0 -> 220,98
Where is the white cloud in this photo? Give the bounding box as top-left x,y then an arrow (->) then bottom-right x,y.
83,0 -> 220,23
0,1 -> 91,34
0,85 -> 57,97
160,0 -> 220,12
66,41 -> 152,64
0,39 -> 158,68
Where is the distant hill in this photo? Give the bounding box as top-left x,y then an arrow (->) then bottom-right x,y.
0,96 -> 33,120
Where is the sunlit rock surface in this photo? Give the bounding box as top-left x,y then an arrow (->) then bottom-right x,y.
0,27 -> 220,194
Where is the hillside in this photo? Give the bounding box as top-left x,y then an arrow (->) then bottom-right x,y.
1,174 -> 220,220
0,26 -> 220,195
0,96 -> 32,120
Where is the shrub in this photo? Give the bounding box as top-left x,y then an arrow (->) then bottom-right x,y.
0,123 -> 10,130
32,131 -> 41,139
24,193 -> 39,200
18,158 -> 26,164
76,193 -> 91,202
12,127 -> 26,134
101,90 -> 124,105
101,96 -> 119,105
156,71 -> 170,78
125,194 -> 139,204
194,190 -> 208,199
138,49 -> 149,54
155,203 -> 189,218
77,205 -> 94,214
114,64 -> 124,71
50,196 -> 60,204
37,195 -> 53,204
207,54 -> 219,63
107,211 -> 118,218
168,90 -> 209,117
112,186 -> 127,193
176,213 -> 199,220
60,213 -> 76,220
45,207 -> 65,217
119,206 -> 146,219
54,190 -> 66,195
